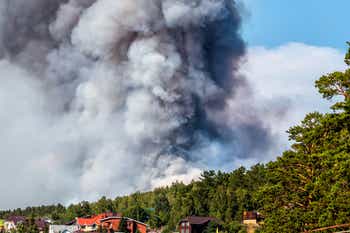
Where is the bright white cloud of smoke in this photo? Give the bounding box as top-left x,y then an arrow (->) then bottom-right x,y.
240,43 -> 346,159
1,0 -> 335,210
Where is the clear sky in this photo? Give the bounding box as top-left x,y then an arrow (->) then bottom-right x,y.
241,0 -> 350,50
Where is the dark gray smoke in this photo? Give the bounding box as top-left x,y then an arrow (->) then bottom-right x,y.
0,0 -> 272,208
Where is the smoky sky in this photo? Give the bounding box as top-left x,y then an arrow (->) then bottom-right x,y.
0,0 -> 273,209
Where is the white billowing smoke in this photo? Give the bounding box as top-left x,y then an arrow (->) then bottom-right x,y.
0,0 -> 272,208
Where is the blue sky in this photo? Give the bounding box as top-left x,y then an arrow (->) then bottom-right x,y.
237,0 -> 348,163
241,0 -> 350,50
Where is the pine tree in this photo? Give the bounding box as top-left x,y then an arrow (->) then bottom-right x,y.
118,218 -> 129,233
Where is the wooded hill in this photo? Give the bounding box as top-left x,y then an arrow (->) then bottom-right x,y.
2,45 -> 350,233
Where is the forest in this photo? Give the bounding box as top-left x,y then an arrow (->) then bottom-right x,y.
1,46 -> 350,233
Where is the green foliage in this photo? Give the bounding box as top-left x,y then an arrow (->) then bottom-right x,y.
257,43 -> 350,233
224,221 -> 247,233
161,227 -> 172,233
0,167 -> 266,232
98,225 -> 108,233
118,218 -> 129,233
203,221 -> 219,233
316,44 -> 350,111
15,223 -> 26,233
4,44 -> 350,233
124,206 -> 149,223
13,217 -> 40,233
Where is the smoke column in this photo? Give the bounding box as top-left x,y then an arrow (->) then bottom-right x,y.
0,0 -> 272,207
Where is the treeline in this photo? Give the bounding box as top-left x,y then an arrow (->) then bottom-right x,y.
0,166 -> 265,233
2,46 -> 350,233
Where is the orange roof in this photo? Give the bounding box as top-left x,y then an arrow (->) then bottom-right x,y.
77,213 -> 121,226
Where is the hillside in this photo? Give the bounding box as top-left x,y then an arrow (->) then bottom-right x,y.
1,46 -> 350,233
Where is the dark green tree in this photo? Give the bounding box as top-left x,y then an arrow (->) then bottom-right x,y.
118,218 -> 129,233
203,221 -> 220,233
258,43 -> 350,232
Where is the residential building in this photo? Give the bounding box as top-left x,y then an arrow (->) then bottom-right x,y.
100,216 -> 148,233
49,225 -> 80,233
178,216 -> 219,233
76,212 -> 121,232
4,216 -> 26,231
242,211 -> 263,233
76,212 -> 148,233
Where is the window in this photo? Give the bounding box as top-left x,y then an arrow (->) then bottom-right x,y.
181,222 -> 186,233
186,223 -> 190,233
180,221 -> 190,233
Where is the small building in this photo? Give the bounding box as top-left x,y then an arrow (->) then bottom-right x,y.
76,213 -> 120,232
4,216 -> 26,231
100,216 -> 148,233
243,211 -> 258,225
178,216 -> 219,233
49,225 -> 80,233
242,211 -> 263,233
76,212 -> 147,233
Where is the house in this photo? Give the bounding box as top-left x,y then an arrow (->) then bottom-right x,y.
48,225 -> 80,233
4,216 -> 26,231
76,213 -> 120,232
242,211 -> 263,233
100,216 -> 148,233
178,216 -> 219,233
76,212 -> 148,233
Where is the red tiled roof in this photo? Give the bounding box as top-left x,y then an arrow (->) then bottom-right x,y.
180,216 -> 218,225
76,213 -> 121,226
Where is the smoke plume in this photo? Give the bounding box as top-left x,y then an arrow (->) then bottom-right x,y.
0,0 -> 272,208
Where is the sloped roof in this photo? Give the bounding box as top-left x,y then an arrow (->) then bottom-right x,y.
100,216 -> 148,227
180,216 -> 218,225
243,211 -> 258,220
76,213 -> 121,226
6,216 -> 26,225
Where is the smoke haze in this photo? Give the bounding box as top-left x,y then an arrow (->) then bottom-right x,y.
0,0 -> 273,208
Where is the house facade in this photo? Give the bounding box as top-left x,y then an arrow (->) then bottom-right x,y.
76,213 -> 119,232
100,216 -> 148,233
242,211 -> 263,233
178,216 -> 219,233
4,216 -> 26,232
76,212 -> 148,233
49,225 -> 80,233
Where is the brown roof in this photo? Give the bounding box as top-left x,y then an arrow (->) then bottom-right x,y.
243,211 -> 258,220
180,216 -> 218,225
100,216 -> 148,227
